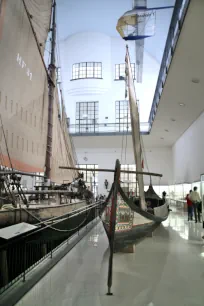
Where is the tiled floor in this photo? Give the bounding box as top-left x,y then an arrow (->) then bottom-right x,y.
15,208 -> 204,306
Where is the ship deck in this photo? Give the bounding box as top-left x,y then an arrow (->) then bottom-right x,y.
12,207 -> 204,306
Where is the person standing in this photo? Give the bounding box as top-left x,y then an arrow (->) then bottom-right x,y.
162,191 -> 167,204
186,190 -> 193,221
190,187 -> 201,223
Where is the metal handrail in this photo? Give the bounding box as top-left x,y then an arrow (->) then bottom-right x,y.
69,122 -> 150,135
148,0 -> 191,128
0,201 -> 103,294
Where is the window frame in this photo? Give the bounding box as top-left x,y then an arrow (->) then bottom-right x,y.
115,100 -> 131,132
121,164 -> 137,194
115,63 -> 136,80
76,101 -> 99,133
71,62 -> 102,80
77,164 -> 98,195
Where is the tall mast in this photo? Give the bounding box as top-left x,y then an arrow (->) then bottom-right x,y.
45,0 -> 56,180
126,46 -> 146,210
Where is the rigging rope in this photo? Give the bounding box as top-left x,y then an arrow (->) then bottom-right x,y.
55,5 -> 79,173
120,127 -> 125,164
0,115 -> 13,170
22,0 -> 54,86
26,202 -> 101,234
0,145 -> 6,167
120,101 -> 129,164
140,134 -> 150,173
40,208 -> 93,233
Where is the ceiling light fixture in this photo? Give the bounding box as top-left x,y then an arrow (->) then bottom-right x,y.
179,103 -> 185,106
191,78 -> 200,84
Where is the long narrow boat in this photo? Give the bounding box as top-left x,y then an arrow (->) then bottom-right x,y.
101,160 -> 169,249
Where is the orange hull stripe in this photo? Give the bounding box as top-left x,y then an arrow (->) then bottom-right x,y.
1,154 -> 44,173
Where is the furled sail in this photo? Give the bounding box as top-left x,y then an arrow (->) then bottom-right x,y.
50,89 -> 77,184
0,0 -> 49,172
125,46 -> 146,210
24,0 -> 53,51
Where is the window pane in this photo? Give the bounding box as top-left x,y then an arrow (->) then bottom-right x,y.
72,62 -> 102,80
115,63 -> 135,80
75,102 -> 99,133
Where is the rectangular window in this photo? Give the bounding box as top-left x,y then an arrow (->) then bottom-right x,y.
115,63 -> 135,80
76,101 -> 99,133
77,164 -> 98,195
121,164 -> 137,195
115,100 -> 131,132
72,62 -> 102,80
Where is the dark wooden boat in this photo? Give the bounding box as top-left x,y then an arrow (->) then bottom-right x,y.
101,160 -> 169,249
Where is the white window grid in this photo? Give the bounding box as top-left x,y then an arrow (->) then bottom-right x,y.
72,62 -> 102,80
115,63 -> 135,80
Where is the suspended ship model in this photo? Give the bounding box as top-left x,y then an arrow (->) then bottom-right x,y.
0,0 -> 94,228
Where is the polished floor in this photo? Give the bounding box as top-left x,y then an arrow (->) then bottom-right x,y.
15,207 -> 204,306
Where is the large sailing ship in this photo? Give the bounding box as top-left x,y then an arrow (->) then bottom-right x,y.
0,0 -> 91,228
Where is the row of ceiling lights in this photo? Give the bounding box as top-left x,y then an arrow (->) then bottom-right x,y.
160,102 -> 186,140
160,78 -> 200,140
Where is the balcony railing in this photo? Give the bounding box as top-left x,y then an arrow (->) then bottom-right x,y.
69,122 -> 150,136
149,0 -> 190,128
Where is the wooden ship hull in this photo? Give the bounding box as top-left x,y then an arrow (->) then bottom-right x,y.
0,200 -> 87,228
101,161 -> 169,249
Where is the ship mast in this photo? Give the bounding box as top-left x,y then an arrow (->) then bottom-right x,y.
45,0 -> 56,180
126,46 -> 146,210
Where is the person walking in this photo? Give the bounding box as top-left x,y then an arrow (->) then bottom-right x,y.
190,186 -> 201,223
186,190 -> 193,221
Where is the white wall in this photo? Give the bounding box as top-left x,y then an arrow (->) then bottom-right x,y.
74,135 -> 173,194
172,111 -> 204,184
60,31 -> 160,125
74,109 -> 204,191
